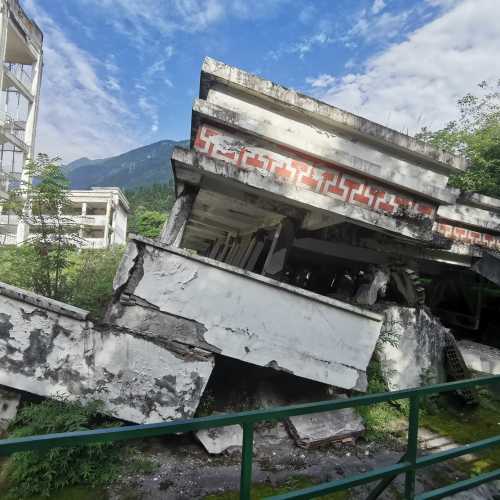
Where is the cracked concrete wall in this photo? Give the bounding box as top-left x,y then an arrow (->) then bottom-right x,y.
0,282 -> 214,423
378,306 -> 449,390
108,237 -> 384,391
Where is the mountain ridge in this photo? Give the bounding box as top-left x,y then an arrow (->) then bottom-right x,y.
65,139 -> 189,190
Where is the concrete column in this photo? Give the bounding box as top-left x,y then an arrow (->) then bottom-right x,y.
160,184 -> 196,247
262,218 -> 297,280
103,199 -> 112,247
24,52 -> 43,158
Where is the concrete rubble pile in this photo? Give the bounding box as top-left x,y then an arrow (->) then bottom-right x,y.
2,58 -> 500,448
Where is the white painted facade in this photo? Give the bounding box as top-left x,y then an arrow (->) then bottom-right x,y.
108,237 -> 384,391
26,187 -> 130,248
0,0 -> 43,245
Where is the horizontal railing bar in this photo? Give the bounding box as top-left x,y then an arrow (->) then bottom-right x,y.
1,375 -> 499,457
264,462 -> 412,499
415,468 -> 500,500
416,434 -> 500,469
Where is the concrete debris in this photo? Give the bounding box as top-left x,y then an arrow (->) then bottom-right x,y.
108,236 -> 384,392
472,252 -> 500,287
287,396 -> 365,448
378,307 -> 449,390
0,387 -> 20,431
354,267 -> 390,305
458,340 -> 500,375
0,281 -> 214,424
195,425 -> 243,454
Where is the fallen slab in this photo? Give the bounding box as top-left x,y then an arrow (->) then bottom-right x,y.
107,236 -> 384,392
196,425 -> 243,454
458,340 -> 500,375
287,396 -> 365,448
0,281 -> 214,424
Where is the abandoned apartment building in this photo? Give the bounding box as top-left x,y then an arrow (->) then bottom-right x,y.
0,0 -> 43,245
1,57 -> 500,449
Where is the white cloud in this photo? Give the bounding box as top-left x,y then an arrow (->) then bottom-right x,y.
371,0 -> 386,15
349,8 -> 412,43
138,96 -> 159,134
83,0 -> 287,47
105,76 -> 121,91
309,0 -> 500,134
306,74 -> 336,88
24,0 -> 140,162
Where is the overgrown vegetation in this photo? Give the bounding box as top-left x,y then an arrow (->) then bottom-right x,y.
2,154 -> 81,300
356,356 -> 406,442
417,80 -> 500,197
125,182 -> 175,239
421,388 -> 500,476
65,246 -> 124,317
0,245 -> 124,318
0,398 -> 122,499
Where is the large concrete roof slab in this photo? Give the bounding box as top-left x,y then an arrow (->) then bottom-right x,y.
200,57 -> 468,174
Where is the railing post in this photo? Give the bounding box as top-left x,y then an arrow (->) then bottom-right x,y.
240,422 -> 254,500
405,394 -> 420,499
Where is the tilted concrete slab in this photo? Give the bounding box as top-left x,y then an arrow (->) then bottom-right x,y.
472,252 -> 500,287
196,425 -> 243,454
458,340 -> 500,375
287,402 -> 365,448
0,281 -> 214,423
107,236 -> 384,391
173,147 -> 433,242
200,57 -> 467,174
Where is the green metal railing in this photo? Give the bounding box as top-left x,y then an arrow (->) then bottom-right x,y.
1,375 -> 499,499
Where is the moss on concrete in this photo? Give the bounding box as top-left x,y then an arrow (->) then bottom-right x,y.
203,476 -> 350,499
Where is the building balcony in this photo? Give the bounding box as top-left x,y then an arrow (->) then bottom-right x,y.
3,63 -> 34,102
66,214 -> 108,226
0,112 -> 27,151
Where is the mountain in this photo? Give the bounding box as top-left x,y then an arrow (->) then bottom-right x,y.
65,139 -> 189,190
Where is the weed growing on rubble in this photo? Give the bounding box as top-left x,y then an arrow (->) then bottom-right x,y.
0,398 -> 122,499
356,356 -> 406,442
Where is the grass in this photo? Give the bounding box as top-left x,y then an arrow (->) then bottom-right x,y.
420,389 -> 500,476
203,476 -> 350,499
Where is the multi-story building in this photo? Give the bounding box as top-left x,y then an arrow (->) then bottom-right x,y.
33,187 -> 130,249
0,0 -> 43,244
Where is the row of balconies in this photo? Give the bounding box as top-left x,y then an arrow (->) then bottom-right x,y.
0,214 -> 109,226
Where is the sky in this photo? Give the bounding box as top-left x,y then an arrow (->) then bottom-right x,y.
23,0 -> 500,163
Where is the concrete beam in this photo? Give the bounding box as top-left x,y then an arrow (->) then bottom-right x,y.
437,203 -> 500,233
193,99 -> 457,205
173,148 -> 432,242
200,57 -> 467,173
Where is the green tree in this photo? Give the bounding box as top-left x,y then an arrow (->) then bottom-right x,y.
125,182 -> 174,238
128,209 -> 167,238
417,80 -> 500,197
2,154 -> 81,299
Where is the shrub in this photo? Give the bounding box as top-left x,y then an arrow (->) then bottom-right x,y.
2,398 -> 122,499
66,246 -> 125,318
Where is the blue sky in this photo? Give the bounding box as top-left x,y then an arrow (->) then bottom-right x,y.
24,0 -> 500,162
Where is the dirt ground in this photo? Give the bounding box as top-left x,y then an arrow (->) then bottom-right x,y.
107,421 -> 500,500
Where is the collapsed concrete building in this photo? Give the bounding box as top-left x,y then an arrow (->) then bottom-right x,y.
1,58 -> 500,431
